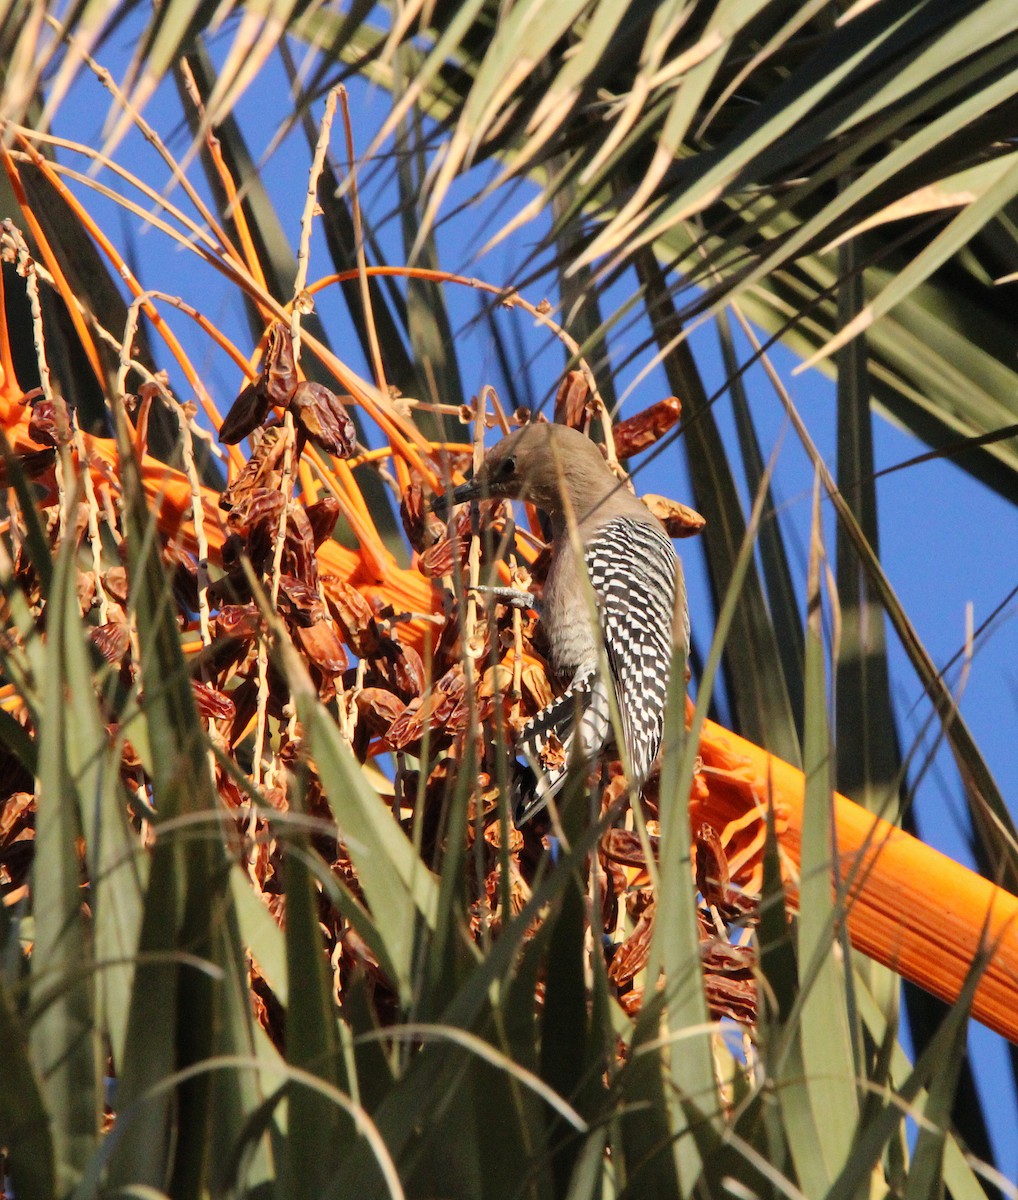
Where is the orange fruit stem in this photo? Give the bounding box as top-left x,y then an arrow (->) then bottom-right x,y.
699,718 -> 1018,1044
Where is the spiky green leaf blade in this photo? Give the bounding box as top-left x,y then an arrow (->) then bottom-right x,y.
539,857 -> 592,1194
617,995 -> 681,1199
794,475 -> 859,1187
832,248 -> 912,1120
853,974 -> 998,1200
331,821 -> 606,1196
806,152 -> 1018,369
411,0 -> 595,254
826,957 -> 985,1200
902,1006 -> 971,1200
563,1123 -> 609,1200
74,682 -> 146,1078
0,429 -> 53,596
740,796 -> 796,1188
342,972 -> 395,1115
417,731 -> 478,1021
0,976 -> 55,1200
392,47 -> 468,440
676,37 -> 1018,351
230,860 -> 288,1007
637,250 -> 801,766
753,347 -> 1018,886
590,2 -> 1010,268
29,519 -> 101,1186
718,308 -> 804,733
833,246 -> 899,818
663,220 -> 1018,503
647,414 -> 781,1194
501,909 -> 555,1073
283,774 -> 349,1198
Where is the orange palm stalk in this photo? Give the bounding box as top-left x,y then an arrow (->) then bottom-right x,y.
695,717 -> 1018,1044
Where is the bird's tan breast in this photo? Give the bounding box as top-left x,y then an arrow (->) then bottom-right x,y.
542,537 -> 601,678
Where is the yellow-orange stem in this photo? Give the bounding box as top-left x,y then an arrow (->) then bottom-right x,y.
699,718 -> 1018,1045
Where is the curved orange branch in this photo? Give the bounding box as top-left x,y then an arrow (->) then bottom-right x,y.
697,718 -> 1018,1045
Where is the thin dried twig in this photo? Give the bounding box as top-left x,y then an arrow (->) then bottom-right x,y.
253,86 -> 338,780
4,221 -> 109,604
119,294 -> 214,650
335,86 -> 387,396
308,267 -> 608,420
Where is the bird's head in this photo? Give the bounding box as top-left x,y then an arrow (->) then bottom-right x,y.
433,423 -> 616,519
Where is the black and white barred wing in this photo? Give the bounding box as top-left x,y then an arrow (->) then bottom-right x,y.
512,517 -> 679,825
586,517 -> 678,787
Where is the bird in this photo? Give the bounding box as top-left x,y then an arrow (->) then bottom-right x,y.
437,421 -> 688,826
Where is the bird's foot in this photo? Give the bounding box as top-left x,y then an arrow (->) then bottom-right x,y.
469,585 -> 536,611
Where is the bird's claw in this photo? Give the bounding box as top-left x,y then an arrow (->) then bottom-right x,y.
469,585 -> 536,611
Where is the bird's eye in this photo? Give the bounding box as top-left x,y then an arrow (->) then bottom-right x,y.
499,455 -> 517,478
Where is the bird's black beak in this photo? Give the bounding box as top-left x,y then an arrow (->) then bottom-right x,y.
431,477 -> 485,517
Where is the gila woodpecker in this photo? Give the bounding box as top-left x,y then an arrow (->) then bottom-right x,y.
439,422 -> 689,825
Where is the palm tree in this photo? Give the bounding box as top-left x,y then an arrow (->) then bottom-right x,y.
1,2 -> 1017,1195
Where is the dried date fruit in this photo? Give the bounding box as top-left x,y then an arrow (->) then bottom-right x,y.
77,570 -> 97,614
263,324 -> 297,407
417,533 -> 464,578
289,381 -> 357,457
226,488 -> 287,540
219,379 -> 271,445
279,504 -> 318,584
192,679 -> 236,722
306,495 -> 340,548
386,664 -> 465,750
538,731 -> 566,773
612,396 -> 682,459
0,791 -> 33,843
520,661 -> 555,712
321,575 -> 375,654
28,398 -> 69,447
695,823 -> 730,909
355,688 -> 405,738
602,828 -> 653,868
641,494 -> 705,538
89,621 -> 130,665
702,939 -> 757,1025
220,425 -> 288,510
607,903 -> 655,986
374,638 -> 426,700
219,326 -> 298,445
296,621 -> 348,674
215,604 -> 261,641
329,585 -> 375,651
554,371 -> 590,429
400,482 -> 444,552
277,574 -> 325,625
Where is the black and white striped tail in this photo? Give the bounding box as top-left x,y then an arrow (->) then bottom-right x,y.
512,664 -> 610,825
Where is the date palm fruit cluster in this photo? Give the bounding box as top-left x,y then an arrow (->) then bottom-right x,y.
1,323 -> 761,1053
